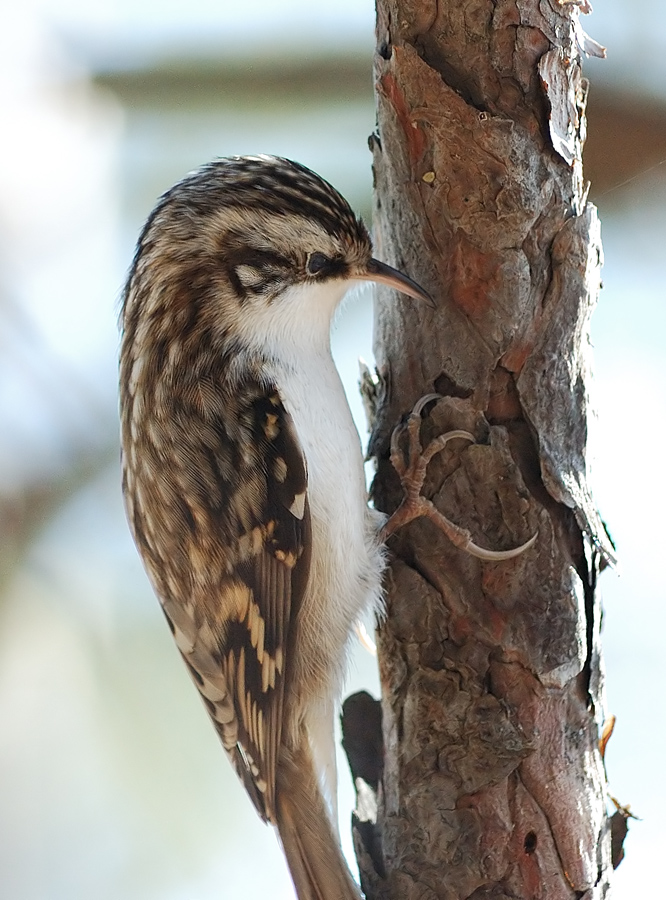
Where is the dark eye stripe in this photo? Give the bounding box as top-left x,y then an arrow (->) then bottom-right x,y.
229,247 -> 290,271
224,245 -> 291,298
305,253 -> 349,280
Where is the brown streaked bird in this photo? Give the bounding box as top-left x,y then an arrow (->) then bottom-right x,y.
119,155 -> 432,900
119,155 -> 534,900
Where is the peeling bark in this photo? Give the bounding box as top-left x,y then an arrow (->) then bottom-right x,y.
344,1 -> 614,898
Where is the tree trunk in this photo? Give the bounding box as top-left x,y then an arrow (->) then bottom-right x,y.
345,2 -> 615,898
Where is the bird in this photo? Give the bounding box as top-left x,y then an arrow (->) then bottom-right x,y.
118,155 -> 433,900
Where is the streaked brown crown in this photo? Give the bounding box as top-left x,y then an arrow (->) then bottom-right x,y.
154,155 -> 367,241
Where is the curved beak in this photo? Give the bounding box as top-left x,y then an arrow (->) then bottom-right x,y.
357,258 -> 435,308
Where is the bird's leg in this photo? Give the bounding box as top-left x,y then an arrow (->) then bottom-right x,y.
380,394 -> 537,561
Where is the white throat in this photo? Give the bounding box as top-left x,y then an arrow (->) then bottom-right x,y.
237,280 -> 353,362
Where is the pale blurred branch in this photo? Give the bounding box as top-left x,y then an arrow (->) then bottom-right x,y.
0,437 -> 119,592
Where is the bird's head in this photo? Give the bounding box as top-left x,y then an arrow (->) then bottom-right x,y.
124,155 -> 431,354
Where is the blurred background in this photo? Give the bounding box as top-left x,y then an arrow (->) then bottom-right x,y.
1,1 -> 664,898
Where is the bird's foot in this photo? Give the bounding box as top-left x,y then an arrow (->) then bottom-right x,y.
380,394 -> 537,561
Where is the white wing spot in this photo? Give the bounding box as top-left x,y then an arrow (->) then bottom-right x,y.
289,490 -> 306,519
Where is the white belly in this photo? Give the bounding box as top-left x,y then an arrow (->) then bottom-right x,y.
270,346 -> 385,697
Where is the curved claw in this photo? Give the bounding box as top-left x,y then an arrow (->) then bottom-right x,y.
382,493 -> 538,562
410,392 -> 443,417
389,420 -> 409,476
421,499 -> 537,560
461,529 -> 538,561
390,394 -> 442,471
420,429 -> 476,465
390,396 -> 471,478
384,393 -> 537,562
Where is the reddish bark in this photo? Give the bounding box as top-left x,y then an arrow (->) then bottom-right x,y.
345,2 -> 614,898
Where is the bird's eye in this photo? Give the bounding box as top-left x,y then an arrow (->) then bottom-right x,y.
306,252 -> 331,276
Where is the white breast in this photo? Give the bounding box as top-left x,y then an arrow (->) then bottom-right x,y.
255,281 -> 385,692
277,341 -> 384,714
276,343 -> 368,547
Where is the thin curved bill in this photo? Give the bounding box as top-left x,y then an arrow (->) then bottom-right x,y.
357,258 -> 434,307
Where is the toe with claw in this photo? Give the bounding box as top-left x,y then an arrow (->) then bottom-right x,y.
380,394 -> 537,561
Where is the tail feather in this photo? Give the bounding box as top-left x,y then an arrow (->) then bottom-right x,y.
276,741 -> 362,900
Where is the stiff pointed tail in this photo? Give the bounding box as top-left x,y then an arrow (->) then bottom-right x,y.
276,741 -> 362,900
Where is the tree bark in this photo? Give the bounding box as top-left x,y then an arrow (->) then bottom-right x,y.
345,2 -> 615,898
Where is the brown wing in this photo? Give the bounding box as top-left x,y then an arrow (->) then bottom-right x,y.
123,376 -> 310,824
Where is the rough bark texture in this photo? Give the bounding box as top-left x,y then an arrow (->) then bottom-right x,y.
348,2 -> 614,898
